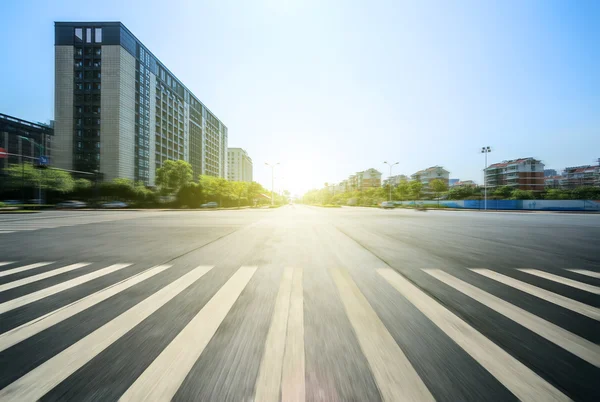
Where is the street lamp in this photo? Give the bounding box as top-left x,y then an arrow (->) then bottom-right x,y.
481,146 -> 492,210
265,162 -> 279,206
383,161 -> 399,202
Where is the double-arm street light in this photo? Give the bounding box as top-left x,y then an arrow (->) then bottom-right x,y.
265,162 -> 279,206
383,161 -> 399,201
481,146 -> 492,210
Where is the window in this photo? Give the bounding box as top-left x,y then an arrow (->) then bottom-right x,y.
95,47 -> 101,56
95,28 -> 102,43
75,28 -> 83,41
86,28 -> 92,43
75,47 -> 83,56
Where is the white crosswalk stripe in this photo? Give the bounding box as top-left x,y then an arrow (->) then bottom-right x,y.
425,269 -> 600,367
0,265 -> 212,402
519,269 -> 600,294
0,263 -> 131,314
0,264 -> 172,352
472,269 -> 600,320
566,269 -> 600,279
0,263 -> 90,292
378,268 -> 570,402
0,261 -> 597,401
0,262 -> 53,278
121,266 -> 255,401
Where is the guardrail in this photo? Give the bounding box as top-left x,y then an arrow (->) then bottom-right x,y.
394,200 -> 600,211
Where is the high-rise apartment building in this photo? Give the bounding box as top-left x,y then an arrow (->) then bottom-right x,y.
485,157 -> 544,192
227,148 -> 253,182
54,22 -> 227,185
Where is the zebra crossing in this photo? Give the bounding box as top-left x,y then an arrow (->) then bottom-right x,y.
0,260 -> 598,401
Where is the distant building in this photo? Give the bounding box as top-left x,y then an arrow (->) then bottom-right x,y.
449,178 -> 460,187
562,165 -> 600,188
0,113 -> 53,167
454,180 -> 477,188
544,169 -> 557,177
227,148 -> 252,182
345,169 -> 381,191
383,174 -> 409,187
485,157 -> 544,192
544,175 -> 567,189
411,166 -> 450,186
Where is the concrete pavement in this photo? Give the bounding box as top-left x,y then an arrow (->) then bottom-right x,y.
0,205 -> 598,401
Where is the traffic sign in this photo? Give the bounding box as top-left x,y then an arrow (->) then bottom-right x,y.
39,156 -> 49,165
0,147 -> 7,159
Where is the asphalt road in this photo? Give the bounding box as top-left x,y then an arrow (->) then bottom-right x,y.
0,206 -> 598,401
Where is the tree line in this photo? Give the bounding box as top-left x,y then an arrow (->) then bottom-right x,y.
0,160 -> 285,208
302,179 -> 600,206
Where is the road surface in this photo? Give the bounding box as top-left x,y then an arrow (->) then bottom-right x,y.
0,205 -> 598,401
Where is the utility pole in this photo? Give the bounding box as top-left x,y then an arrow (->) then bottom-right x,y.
481,146 -> 492,210
383,161 -> 399,202
265,162 -> 279,206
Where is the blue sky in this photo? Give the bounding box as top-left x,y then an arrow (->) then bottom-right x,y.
1,0 -> 598,194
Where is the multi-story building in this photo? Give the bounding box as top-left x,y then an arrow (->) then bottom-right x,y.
448,178 -> 460,187
0,113 -> 53,168
562,165 -> 600,188
544,175 -> 567,189
453,180 -> 477,188
357,168 -> 382,190
54,22 -> 227,185
485,157 -> 544,192
383,174 -> 409,187
227,148 -> 253,182
411,166 -> 450,186
544,169 -> 557,177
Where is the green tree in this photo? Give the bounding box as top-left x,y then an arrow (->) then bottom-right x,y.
231,181 -> 248,207
511,189 -> 535,200
177,182 -> 203,208
199,175 -> 231,206
410,181 -> 423,201
247,182 -> 265,206
543,189 -> 570,200
156,160 -> 193,194
572,186 -> 600,200
447,186 -> 476,200
395,181 -> 410,201
429,179 -> 448,206
493,185 -> 513,199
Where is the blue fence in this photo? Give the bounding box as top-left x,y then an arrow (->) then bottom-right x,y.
396,200 -> 600,211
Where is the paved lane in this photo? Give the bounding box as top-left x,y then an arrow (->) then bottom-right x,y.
0,206 -> 598,401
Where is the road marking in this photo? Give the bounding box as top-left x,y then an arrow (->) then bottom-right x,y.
0,265 -> 212,402
519,269 -> 600,294
0,262 -> 54,278
255,267 -> 305,402
472,269 -> 600,321
0,265 -> 171,352
566,269 -> 600,279
331,267 -> 434,402
425,269 -> 600,367
378,268 -> 570,402
282,267 -> 305,402
0,231 -> 16,234
0,262 -> 15,267
255,267 -> 293,402
0,263 -> 132,314
120,266 -> 255,402
0,263 -> 90,292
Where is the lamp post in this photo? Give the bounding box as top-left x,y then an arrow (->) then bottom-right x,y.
481,146 -> 492,210
265,162 -> 279,206
383,161 -> 399,202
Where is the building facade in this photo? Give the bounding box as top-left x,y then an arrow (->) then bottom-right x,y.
411,166 -> 450,186
0,113 -> 53,168
227,148 -> 253,182
54,22 -> 227,185
485,157 -> 544,192
383,174 -> 409,187
562,165 -> 600,188
544,169 -> 557,177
